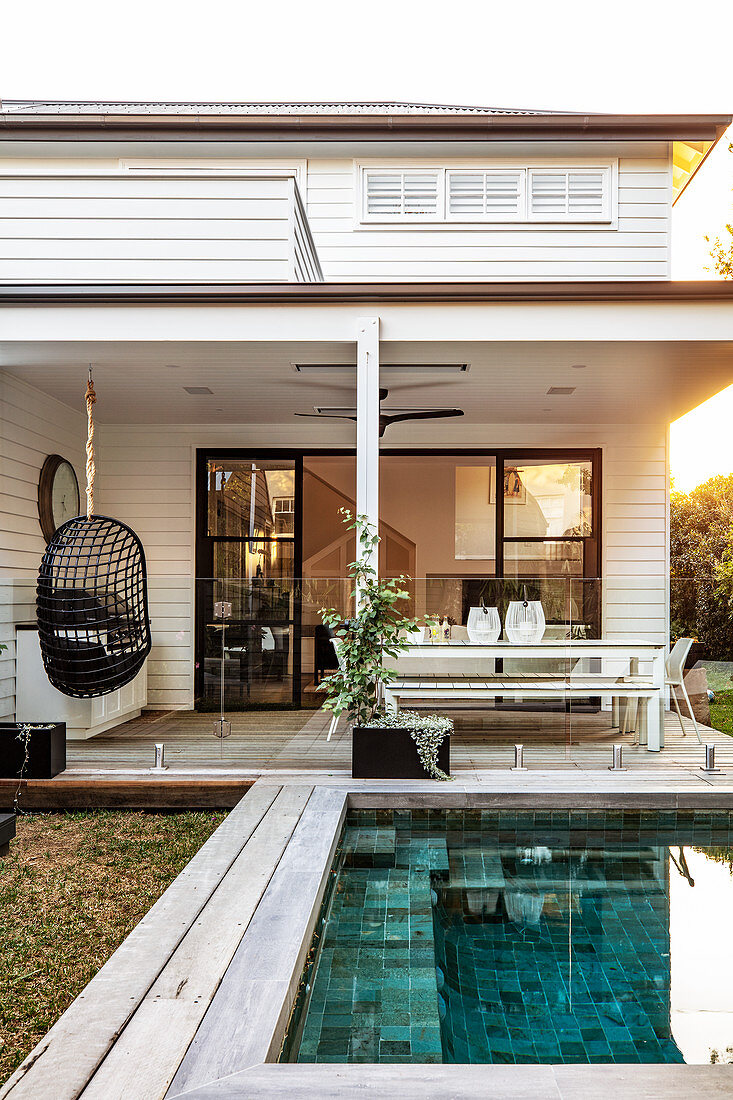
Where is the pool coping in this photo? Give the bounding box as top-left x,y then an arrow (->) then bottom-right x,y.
170,781 -> 733,1097
5,779 -> 733,1099
164,1061 -> 733,1098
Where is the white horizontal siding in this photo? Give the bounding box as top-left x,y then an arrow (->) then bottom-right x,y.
0,174 -> 323,283
306,148 -> 671,281
603,424 -> 668,644
0,371 -> 86,719
0,147 -> 666,283
95,429 -> 194,709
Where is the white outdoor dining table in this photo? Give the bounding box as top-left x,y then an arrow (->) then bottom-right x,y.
390,638 -> 667,751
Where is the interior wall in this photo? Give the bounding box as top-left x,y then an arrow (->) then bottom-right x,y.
0,371 -> 86,719
92,419 -> 668,711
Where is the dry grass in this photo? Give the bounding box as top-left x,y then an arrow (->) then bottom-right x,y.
0,809 -> 226,1084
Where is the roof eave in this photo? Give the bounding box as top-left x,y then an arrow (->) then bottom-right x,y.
0,112 -> 729,143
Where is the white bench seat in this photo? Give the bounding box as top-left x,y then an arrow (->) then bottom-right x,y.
384,675 -> 660,739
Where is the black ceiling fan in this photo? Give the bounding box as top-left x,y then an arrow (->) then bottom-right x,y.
295,388 -> 464,438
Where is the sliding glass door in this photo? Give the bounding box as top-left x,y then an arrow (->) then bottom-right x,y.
379,450 -> 600,639
195,448 -> 600,710
196,454 -> 300,708
499,454 -> 599,638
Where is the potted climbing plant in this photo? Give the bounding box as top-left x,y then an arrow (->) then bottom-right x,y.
320,509 -> 451,780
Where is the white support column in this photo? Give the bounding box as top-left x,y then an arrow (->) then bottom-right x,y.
356,316 -> 380,579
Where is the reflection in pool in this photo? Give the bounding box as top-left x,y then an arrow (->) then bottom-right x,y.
287,811 -> 733,1065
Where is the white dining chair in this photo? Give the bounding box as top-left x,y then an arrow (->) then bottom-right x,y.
666,637 -> 701,743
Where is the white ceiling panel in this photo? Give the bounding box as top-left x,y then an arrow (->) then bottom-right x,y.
1,339 -> 732,430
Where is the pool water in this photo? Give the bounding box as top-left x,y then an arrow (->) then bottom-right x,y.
288,810 -> 733,1066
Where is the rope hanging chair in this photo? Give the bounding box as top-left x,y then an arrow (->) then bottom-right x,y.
36,371 -> 151,698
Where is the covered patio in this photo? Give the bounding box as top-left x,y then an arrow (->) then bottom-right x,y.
2,286 -> 733,770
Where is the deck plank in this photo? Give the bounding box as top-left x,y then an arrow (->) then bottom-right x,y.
168,785 -> 347,1097
61,708 -> 733,779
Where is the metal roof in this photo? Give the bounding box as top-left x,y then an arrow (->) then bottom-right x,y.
0,100 -> 568,116
0,102 -> 727,146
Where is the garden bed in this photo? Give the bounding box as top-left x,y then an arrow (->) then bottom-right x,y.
0,809 -> 226,1083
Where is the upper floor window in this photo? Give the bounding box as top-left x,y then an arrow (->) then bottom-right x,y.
528,169 -> 610,221
447,170 -> 525,220
363,170 -> 440,219
360,164 -> 615,225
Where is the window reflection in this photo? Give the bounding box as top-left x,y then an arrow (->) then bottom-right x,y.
504,540 -> 584,577
207,460 -> 295,538
503,460 -> 592,539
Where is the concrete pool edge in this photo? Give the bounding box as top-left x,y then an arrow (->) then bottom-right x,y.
161,1061 -> 733,1098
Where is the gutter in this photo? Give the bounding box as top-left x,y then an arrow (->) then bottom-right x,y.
0,113 -> 730,143
2,281 -> 733,305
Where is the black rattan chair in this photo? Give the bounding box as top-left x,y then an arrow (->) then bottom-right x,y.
37,515 -> 152,698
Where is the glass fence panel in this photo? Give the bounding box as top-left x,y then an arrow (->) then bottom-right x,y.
3,574 -> 732,772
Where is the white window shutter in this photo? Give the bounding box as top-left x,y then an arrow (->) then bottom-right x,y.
567,170 -> 606,216
529,168 -> 610,220
529,172 -> 568,216
447,170 -> 524,219
364,170 -> 439,218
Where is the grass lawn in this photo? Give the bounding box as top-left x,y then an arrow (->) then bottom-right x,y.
0,809 -> 227,1084
710,690 -> 733,737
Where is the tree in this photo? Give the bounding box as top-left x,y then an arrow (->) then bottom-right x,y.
705,141 -> 733,278
708,224 -> 733,278
670,474 -> 733,658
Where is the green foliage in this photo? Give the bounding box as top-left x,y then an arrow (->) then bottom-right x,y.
319,509 -> 424,727
670,475 -> 733,659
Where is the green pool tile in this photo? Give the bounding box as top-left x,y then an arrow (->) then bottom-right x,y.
286,810 -> 733,1067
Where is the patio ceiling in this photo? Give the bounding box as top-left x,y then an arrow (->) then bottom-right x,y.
1,339 -> 732,432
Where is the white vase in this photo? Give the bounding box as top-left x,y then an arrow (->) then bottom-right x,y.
466,605 -> 501,643
505,595 -> 545,643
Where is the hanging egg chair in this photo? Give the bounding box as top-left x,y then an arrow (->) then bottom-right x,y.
36,373 -> 151,698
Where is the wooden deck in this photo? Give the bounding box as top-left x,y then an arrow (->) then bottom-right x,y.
64,706 -> 732,775
3,706 -> 730,810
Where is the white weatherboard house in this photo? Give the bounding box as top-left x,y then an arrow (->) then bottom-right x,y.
1,101 -> 732,751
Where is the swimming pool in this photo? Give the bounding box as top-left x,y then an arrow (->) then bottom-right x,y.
284,810 -> 733,1066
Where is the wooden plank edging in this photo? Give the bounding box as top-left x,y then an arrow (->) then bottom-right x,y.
143,1061 -> 733,1099
0,778 -> 254,811
167,785 -> 348,1097
79,785 -> 315,1100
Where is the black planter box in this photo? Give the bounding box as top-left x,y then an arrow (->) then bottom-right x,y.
0,813 -> 16,855
0,723 -> 66,779
352,725 -> 450,780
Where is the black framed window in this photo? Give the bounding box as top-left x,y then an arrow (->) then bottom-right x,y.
196,453 -> 302,709
195,447 -> 602,708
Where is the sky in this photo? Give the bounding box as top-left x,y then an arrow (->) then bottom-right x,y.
2,0 -> 733,492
